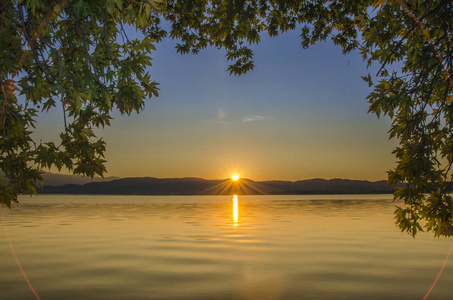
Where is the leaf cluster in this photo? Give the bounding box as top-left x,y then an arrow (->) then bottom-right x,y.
1,0 -> 163,206
362,1 -> 453,237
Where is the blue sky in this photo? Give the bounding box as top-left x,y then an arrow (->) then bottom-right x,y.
91,29 -> 397,181
34,27 -> 397,181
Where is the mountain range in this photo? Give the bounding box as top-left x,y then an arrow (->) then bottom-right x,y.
40,172 -> 120,186
40,174 -> 402,195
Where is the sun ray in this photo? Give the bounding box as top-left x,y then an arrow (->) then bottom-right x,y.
218,181 -> 234,195
240,180 -> 268,194
199,180 -> 230,194
198,175 -> 268,195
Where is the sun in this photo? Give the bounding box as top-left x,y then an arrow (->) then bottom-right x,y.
232,174 -> 240,181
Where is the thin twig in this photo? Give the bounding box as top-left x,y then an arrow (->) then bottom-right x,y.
18,4 -> 53,81
6,107 -> 37,149
56,51 -> 68,133
119,19 -> 130,44
68,2 -> 102,85
100,0 -> 117,68
1,86 -> 8,137
375,26 -> 417,77
396,0 -> 453,88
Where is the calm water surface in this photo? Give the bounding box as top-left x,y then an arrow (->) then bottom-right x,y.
1,194 -> 452,299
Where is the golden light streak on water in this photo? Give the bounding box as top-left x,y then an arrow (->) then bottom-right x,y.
232,195 -> 238,226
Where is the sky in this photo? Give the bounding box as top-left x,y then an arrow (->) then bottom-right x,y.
38,29 -> 398,181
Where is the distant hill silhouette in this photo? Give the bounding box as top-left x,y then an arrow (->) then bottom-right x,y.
41,172 -> 120,186
1,171 -> 119,186
41,176 -> 403,195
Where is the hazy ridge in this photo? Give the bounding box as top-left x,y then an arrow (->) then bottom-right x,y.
40,174 -> 402,195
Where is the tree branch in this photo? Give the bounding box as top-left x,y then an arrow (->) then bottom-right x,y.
67,2 -> 102,85
100,0 -> 117,68
6,107 -> 37,149
18,4 -> 53,81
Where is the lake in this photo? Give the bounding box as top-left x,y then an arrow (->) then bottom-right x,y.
1,194 -> 452,299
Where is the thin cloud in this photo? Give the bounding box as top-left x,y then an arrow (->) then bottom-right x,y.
203,108 -> 230,124
203,120 -> 230,124
242,115 -> 273,122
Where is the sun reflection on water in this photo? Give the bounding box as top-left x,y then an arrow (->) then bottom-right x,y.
232,195 -> 238,226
